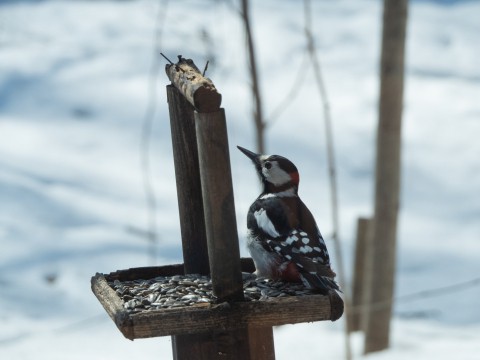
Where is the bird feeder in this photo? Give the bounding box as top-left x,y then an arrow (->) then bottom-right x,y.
91,56 -> 343,360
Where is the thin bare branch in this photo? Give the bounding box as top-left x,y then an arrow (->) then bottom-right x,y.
140,0 -> 170,265
241,0 -> 265,153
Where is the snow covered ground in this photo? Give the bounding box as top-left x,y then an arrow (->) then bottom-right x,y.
1,0 -> 479,359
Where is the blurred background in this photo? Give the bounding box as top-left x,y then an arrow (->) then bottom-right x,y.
0,0 -> 479,359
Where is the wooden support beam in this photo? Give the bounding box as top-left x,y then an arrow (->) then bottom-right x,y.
248,326 -> 275,360
195,109 -> 275,359
195,109 -> 244,303
166,84 -> 209,275
166,84 -> 214,359
365,0 -> 408,354
172,331 -> 251,360
91,268 -> 343,340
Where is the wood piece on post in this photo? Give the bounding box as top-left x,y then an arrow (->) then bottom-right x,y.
195,109 -> 244,303
166,84 -> 209,276
165,56 -> 221,113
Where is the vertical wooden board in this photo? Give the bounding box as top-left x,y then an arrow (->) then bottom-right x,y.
167,84 -> 213,358
172,328 -> 253,360
248,326 -> 275,360
166,85 -> 209,276
195,109 -> 244,303
365,0 -> 408,354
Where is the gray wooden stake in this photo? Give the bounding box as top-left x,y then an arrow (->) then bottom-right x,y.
349,217 -> 373,332
365,0 -> 408,353
195,109 -> 275,359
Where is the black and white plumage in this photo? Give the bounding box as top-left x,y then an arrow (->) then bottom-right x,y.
238,146 -> 339,295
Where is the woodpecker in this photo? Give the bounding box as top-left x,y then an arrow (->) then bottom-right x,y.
237,146 -> 339,295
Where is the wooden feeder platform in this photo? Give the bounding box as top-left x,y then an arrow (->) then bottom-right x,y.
92,258 -> 343,340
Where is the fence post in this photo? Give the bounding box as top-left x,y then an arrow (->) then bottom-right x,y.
365,0 -> 408,353
348,217 -> 373,332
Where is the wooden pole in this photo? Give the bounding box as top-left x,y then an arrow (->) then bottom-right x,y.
195,109 -> 275,359
166,85 -> 209,275
364,0 -> 408,353
348,217 -> 373,332
195,109 -> 244,303
167,84 -> 215,359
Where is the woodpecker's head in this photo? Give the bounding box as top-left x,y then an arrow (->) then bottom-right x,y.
237,146 -> 299,194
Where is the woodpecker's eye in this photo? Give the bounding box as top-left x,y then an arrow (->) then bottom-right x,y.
264,162 -> 272,170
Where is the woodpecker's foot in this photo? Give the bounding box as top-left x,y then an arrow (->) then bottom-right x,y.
241,272 -> 257,281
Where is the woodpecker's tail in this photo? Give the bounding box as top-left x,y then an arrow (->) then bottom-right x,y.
300,272 -> 341,295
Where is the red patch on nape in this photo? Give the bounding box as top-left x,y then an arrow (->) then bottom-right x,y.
279,262 -> 302,283
289,171 -> 300,185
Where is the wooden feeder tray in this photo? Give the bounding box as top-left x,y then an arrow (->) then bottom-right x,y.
91,258 -> 344,340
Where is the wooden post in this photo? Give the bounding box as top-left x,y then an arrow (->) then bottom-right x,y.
166,85 -> 209,275
194,109 -> 251,359
364,0 -> 408,354
196,109 -> 275,359
195,109 -> 244,303
348,217 -> 373,332
167,84 -> 215,358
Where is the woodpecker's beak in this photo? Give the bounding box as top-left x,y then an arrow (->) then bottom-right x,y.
237,146 -> 260,165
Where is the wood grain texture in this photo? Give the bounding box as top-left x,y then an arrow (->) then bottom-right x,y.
167,85 -> 209,275
128,293 -> 335,339
165,57 -> 221,113
195,109 -> 244,303
349,217 -> 374,332
365,0 -> 408,354
91,264 -> 344,340
91,273 -> 134,340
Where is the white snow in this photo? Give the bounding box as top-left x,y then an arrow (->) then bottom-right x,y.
1,0 -> 479,359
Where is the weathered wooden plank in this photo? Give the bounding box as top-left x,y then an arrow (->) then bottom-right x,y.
349,217 -> 374,332
167,84 -> 210,276
248,326 -> 276,360
165,56 -> 221,113
173,328 -> 252,360
91,265 -> 344,340
91,273 -> 134,340
195,109 -> 244,303
365,0 -> 408,353
105,264 -> 185,282
128,293 -> 337,339
103,258 -> 254,283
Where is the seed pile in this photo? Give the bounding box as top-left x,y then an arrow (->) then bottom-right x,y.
109,273 -> 317,313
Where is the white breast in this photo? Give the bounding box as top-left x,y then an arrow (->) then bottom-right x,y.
246,231 -> 280,278
253,208 -> 280,237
